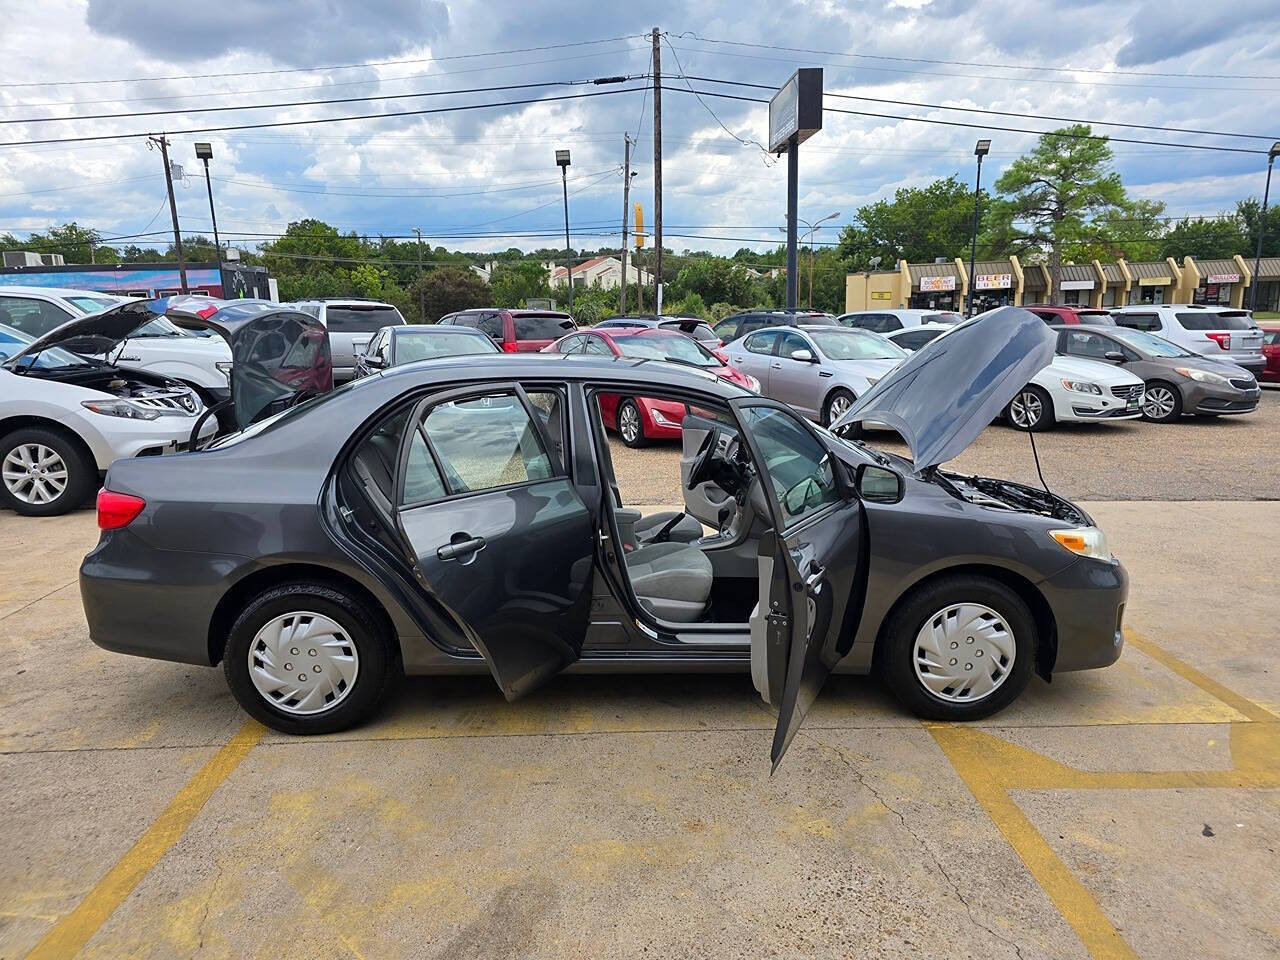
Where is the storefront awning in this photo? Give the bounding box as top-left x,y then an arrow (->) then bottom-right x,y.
1195,259 -> 1242,284
1126,261 -> 1174,282
971,260 -> 1014,290
1058,264 -> 1096,290
1255,257 -> 1280,279
1101,263 -> 1126,284
907,262 -> 960,286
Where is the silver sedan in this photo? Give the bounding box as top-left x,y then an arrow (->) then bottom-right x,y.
722,324 -> 907,425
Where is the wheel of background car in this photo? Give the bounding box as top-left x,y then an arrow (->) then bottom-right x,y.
1140,381 -> 1182,423
877,574 -> 1036,721
822,387 -> 856,427
222,582 -> 398,735
1005,385 -> 1054,432
0,427 -> 95,517
616,399 -> 648,448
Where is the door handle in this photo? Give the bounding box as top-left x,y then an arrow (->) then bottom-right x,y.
804,561 -> 826,590
770,362 -> 782,369
437,535 -> 486,561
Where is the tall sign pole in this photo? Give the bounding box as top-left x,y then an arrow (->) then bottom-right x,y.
768,70 -> 822,312
651,27 -> 663,314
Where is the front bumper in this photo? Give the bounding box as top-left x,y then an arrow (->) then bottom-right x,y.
1181,379 -> 1261,414
91,416 -> 218,469
1064,389 -> 1143,421
1040,555 -> 1129,672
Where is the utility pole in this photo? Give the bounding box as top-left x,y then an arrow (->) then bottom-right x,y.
620,136 -> 632,314
1250,141 -> 1280,313
412,228 -> 425,322
651,27 -> 663,314
149,134 -> 188,294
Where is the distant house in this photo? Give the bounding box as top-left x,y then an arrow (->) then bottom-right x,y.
549,256 -> 649,290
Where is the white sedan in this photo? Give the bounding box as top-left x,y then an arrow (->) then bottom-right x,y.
884,323 -> 1147,431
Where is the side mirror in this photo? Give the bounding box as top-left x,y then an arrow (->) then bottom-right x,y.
1103,351 -> 1125,363
856,463 -> 904,504
790,348 -> 816,363
364,355 -> 386,369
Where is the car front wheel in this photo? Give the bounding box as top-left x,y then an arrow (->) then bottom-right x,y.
223,582 -> 398,735
1141,381 -> 1182,423
616,399 -> 649,448
878,574 -> 1036,721
0,428 -> 96,517
1005,385 -> 1054,431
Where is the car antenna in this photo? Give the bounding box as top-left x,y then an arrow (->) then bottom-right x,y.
1027,429 -> 1051,495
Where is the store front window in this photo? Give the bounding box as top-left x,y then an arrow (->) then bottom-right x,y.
1130,286 -> 1166,305
1193,283 -> 1232,306
909,291 -> 958,310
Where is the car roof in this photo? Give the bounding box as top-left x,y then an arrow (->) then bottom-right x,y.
395,324 -> 486,333
1050,323 -> 1118,332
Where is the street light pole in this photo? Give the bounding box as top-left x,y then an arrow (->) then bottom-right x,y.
778,211 -> 839,309
556,149 -> 573,309
412,227 -> 425,322
968,139 -> 991,317
1249,141 -> 1280,313
193,143 -> 222,291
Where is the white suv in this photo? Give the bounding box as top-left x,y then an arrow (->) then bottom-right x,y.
0,286 -> 232,403
290,299 -> 405,382
837,308 -> 964,333
1110,304 -> 1265,375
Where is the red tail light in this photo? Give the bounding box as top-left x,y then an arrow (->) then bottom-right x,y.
97,489 -> 146,530
502,341 -> 519,353
1205,332 -> 1231,350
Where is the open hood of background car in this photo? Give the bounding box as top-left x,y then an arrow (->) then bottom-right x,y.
830,306 -> 1056,472
158,297 -> 333,429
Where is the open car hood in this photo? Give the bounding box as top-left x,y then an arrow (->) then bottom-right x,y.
4,298 -> 166,361
830,306 -> 1056,472
158,297 -> 333,429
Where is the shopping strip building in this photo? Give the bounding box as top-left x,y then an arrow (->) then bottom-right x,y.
846,254 -> 1277,313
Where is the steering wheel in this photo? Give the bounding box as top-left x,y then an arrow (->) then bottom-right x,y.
685,429 -> 719,490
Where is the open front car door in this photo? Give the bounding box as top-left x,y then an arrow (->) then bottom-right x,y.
732,398 -> 867,771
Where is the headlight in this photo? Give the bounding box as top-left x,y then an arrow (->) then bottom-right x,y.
81,399 -> 161,420
215,361 -> 233,380
650,408 -> 676,426
1173,366 -> 1229,385
1049,526 -> 1112,562
1061,379 -> 1102,395
742,374 -> 761,393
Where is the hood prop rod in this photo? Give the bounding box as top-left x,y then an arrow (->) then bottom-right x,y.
1027,428 -> 1051,496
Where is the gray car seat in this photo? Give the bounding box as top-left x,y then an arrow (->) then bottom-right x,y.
625,541 -> 713,623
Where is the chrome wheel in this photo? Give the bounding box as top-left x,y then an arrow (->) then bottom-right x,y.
826,392 -> 854,423
1008,391 -> 1043,429
1142,385 -> 1177,420
618,402 -> 641,444
246,611 -> 359,715
913,602 -> 1016,703
2,443 -> 69,505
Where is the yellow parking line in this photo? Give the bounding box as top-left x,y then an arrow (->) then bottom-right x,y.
1124,631 -> 1277,723
24,720 -> 265,960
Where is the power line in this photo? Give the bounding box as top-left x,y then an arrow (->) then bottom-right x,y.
660,37 -> 772,162
0,86 -> 648,148
658,85 -> 1271,155
2,75 -> 644,126
208,168 -> 617,199
0,35 -> 647,89
678,75 -> 1279,143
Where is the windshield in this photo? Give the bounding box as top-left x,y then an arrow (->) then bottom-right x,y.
612,332 -> 720,366
1107,328 -> 1192,358
131,317 -> 187,338
810,329 -> 908,361
0,327 -> 95,370
66,295 -> 120,314
395,331 -> 498,363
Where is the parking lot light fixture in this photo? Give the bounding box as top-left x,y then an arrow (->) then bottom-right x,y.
193,142 -> 222,282
1249,141 -> 1280,312
968,139 -> 991,317
557,149 -> 573,308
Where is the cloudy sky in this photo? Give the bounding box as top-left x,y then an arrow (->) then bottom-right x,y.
1,0 -> 1278,260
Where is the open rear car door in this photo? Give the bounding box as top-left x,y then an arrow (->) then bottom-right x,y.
731,397 -> 867,771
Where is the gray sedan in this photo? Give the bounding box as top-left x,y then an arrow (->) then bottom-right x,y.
1052,324 -> 1260,423
723,325 -> 908,425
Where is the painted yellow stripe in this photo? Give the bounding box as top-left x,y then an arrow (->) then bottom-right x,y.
24,720 -> 265,960
1124,631 -> 1277,723
931,725 -> 1139,960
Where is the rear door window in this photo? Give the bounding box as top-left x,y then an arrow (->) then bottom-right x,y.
325,305 -> 405,333
894,329 -> 937,351
743,331 -> 780,355
513,312 -> 574,340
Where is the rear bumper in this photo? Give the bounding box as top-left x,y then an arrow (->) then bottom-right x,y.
1040,556 -> 1128,672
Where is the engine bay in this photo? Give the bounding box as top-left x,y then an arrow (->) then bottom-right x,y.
939,471 -> 1089,524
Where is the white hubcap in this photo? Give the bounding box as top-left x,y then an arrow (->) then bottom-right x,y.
913,602 -> 1016,703
2,443 -> 69,504
1009,392 -> 1042,428
619,403 -> 640,442
247,611 -> 359,715
1143,386 -> 1176,419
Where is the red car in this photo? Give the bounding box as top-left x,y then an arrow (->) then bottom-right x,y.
1260,322 -> 1280,384
1023,304 -> 1115,325
438,308 -> 576,352
543,326 -> 759,446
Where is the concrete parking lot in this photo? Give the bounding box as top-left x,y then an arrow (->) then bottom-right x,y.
3,398 -> 1278,959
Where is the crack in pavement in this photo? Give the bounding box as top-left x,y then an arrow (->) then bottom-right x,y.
805,732 -> 1028,960
196,860 -> 224,954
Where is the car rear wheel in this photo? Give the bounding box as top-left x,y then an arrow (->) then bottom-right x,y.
617,399 -> 649,448
1141,381 -> 1182,423
878,574 -> 1036,721
223,582 -> 398,735
0,428 -> 96,517
1005,385 -> 1054,431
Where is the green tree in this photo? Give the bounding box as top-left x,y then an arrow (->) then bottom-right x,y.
0,222 -> 102,263
1235,197 -> 1280,259
670,256 -> 756,305
837,177 -> 987,270
1159,216 -> 1246,261
982,125 -> 1163,299
413,266 -> 492,324
491,260 -> 551,308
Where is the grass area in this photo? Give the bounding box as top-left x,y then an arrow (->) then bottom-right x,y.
1254,311 -> 1279,320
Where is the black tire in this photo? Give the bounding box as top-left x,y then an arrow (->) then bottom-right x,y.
222,582 -> 398,735
1140,380 -> 1182,423
822,387 -> 856,427
0,427 -> 97,517
1005,384 -> 1054,432
877,574 -> 1037,721
616,398 -> 649,448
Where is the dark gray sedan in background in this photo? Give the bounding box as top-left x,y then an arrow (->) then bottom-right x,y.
1052,324 -> 1260,422
81,307 -> 1127,768
354,323 -> 498,378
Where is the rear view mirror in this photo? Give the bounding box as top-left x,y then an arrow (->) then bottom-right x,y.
790,348 -> 816,363
1103,351 -> 1125,363
856,463 -> 904,504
